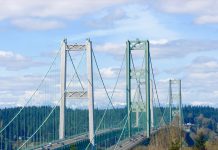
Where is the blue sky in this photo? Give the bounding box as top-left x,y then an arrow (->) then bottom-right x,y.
0,0 -> 218,108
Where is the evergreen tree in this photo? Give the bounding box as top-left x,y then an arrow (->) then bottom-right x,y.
194,131 -> 207,150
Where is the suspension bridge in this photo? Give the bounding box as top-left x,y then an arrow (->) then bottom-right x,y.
0,39 -> 183,150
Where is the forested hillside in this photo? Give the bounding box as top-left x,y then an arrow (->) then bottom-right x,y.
135,106 -> 218,150
0,106 -> 217,149
183,106 -> 218,124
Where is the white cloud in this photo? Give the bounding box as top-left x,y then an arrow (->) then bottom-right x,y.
0,51 -> 24,60
0,75 -> 42,91
0,0 -> 128,19
195,15 -> 218,24
188,72 -> 217,79
155,0 -> 212,14
151,39 -> 218,59
0,91 -> 18,108
95,43 -> 125,56
72,4 -> 178,40
158,78 -> 172,84
153,0 -> 218,24
0,50 -> 45,70
87,8 -> 127,28
0,74 -> 61,107
187,58 -> 218,73
95,39 -> 218,59
0,0 -> 128,29
162,56 -> 218,106
11,18 -> 64,30
150,39 -> 169,45
100,67 -> 117,78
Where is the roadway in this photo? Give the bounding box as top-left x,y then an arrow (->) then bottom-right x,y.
33,128 -> 122,150
33,129 -> 159,150
108,133 -> 148,150
109,129 -> 160,150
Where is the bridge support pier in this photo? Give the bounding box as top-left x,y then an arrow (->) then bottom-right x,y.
59,39 -> 67,139
126,40 -> 132,137
146,41 -> 151,138
86,39 -> 95,149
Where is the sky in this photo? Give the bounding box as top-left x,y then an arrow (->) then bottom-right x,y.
0,0 -> 218,108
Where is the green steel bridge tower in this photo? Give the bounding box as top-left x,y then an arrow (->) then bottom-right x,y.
126,39 -> 151,138
169,79 -> 182,127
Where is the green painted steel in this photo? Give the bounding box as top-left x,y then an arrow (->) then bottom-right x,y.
126,40 -> 132,137
146,41 -> 151,138
126,39 -> 151,138
169,79 -> 182,127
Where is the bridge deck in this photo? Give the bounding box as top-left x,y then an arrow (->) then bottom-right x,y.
108,133 -> 148,150
109,130 -> 160,150
34,128 -> 122,150
33,129 -> 159,150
